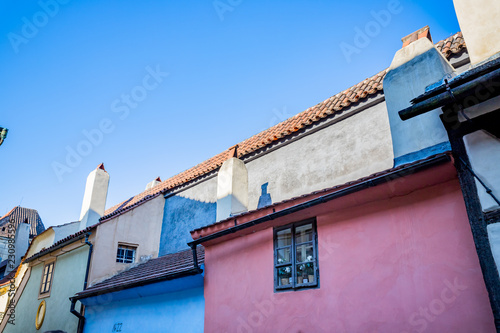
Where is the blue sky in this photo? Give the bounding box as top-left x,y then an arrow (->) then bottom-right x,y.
0,0 -> 460,227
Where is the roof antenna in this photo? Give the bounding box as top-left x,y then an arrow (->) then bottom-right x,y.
19,197 -> 24,207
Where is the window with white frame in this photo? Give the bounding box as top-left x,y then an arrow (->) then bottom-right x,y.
39,261 -> 55,296
116,244 -> 136,263
274,219 -> 319,291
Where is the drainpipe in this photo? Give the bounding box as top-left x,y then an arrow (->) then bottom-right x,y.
69,232 -> 93,333
190,244 -> 200,271
83,233 -> 93,290
70,298 -> 85,333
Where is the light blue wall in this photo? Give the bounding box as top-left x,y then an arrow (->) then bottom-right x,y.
159,195 -> 215,256
4,245 -> 87,333
83,280 -> 205,333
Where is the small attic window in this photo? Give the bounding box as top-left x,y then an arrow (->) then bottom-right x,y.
116,244 -> 136,264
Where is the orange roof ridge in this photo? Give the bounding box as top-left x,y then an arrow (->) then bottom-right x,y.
101,33 -> 467,221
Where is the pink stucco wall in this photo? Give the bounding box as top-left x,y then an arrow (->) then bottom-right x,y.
203,175 -> 495,332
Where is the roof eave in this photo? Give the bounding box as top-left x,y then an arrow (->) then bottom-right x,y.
189,153 -> 452,246
71,267 -> 203,301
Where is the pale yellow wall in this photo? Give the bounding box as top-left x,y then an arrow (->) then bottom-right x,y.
0,263 -> 28,321
454,0 -> 500,65
25,229 -> 55,258
87,195 -> 165,286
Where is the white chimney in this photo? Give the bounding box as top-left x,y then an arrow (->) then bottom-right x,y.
383,26 -> 455,165
79,163 -> 109,230
216,157 -> 248,221
5,222 -> 30,274
453,0 -> 500,65
145,177 -> 162,190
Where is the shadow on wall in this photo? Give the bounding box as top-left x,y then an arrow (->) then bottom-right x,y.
159,196 -> 216,256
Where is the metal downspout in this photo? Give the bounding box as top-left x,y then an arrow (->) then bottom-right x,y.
69,232 -> 93,333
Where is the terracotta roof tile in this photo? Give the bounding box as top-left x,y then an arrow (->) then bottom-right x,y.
101,33 -> 466,222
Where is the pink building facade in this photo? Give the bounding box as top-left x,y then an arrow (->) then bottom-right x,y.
193,160 -> 495,332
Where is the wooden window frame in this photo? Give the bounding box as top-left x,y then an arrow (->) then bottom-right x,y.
38,260 -> 55,299
273,218 -> 319,292
116,244 -> 137,264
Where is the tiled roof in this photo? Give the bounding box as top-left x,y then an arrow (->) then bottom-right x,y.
0,206 -> 45,238
101,32 -> 467,222
74,246 -> 204,299
436,32 -> 466,58
23,226 -> 93,262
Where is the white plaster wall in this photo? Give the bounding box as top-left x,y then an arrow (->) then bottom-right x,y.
52,221 -> 80,243
163,101 -> 393,215
246,101 -> 394,210
79,168 -> 109,220
88,195 -> 165,285
464,130 -> 500,212
453,0 -> 500,65
177,176 -> 217,203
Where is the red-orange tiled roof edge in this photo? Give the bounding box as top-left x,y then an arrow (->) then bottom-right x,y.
100,32 -> 466,222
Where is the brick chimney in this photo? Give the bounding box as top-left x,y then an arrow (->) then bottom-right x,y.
383,26 -> 456,165
79,163 -> 109,230
453,0 -> 500,66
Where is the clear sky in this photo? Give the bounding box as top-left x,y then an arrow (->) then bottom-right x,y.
0,0 -> 461,228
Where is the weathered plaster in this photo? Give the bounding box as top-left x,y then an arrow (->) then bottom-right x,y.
453,0 -> 500,66
203,177 -> 494,332
88,195 -> 164,286
160,178 -> 217,256
25,229 -> 55,258
4,246 -> 87,333
216,158 -> 248,221
464,130 -> 500,212
384,38 -> 455,162
246,101 -> 393,210
83,285 -> 204,333
79,167 -> 109,230
5,224 -> 29,275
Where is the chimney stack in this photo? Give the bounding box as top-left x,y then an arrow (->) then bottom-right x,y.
453,0 -> 500,66
145,177 -> 162,190
216,157 -> 248,221
79,163 -> 109,230
383,26 -> 456,165
5,222 -> 30,274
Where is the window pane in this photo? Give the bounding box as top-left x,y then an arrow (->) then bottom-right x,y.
295,224 -> 313,243
296,262 -> 315,284
125,250 -> 134,260
276,248 -> 291,265
277,229 -> 292,247
296,243 -> 314,263
277,266 -> 292,286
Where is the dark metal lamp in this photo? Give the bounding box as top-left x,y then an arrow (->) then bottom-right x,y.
0,127 -> 8,146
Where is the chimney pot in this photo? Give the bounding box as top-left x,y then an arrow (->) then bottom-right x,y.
145,177 -> 162,190
401,26 -> 432,48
